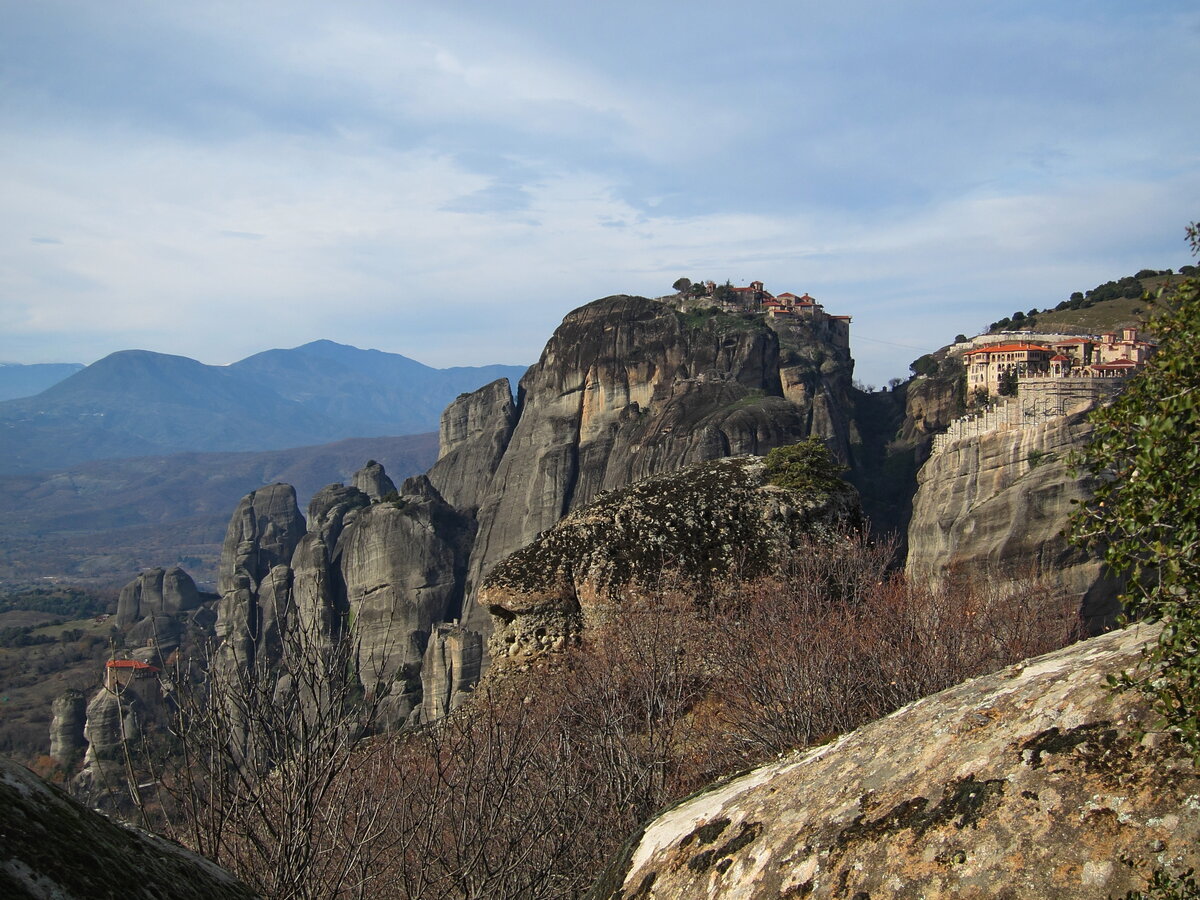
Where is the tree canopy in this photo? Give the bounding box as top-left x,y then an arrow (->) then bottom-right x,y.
1071,221 -> 1200,760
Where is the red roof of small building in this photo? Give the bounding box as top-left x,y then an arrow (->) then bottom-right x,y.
1051,354 -> 1070,362
106,659 -> 159,671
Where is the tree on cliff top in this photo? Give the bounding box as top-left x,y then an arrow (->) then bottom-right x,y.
1071,221 -> 1200,761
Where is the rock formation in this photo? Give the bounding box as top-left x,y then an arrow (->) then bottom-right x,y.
906,404 -> 1121,627
480,455 -> 861,662
417,622 -> 484,722
1,757 -> 255,899
426,377 -> 518,514
199,295 -> 866,719
335,476 -> 474,724
459,296 -> 832,635
591,624 -> 1200,899
48,689 -> 86,767
115,565 -> 201,627
352,458 -> 396,500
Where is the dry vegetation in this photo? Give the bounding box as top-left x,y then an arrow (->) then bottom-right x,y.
111,535 -> 1081,899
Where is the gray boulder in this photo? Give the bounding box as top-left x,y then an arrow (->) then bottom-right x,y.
593,624 -> 1200,899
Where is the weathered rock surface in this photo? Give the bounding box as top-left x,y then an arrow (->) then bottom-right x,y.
417,622 -> 484,722
352,458 -> 397,501
479,455 -> 860,662
906,405 -> 1120,626
462,297 -> 816,634
0,757 -> 255,899
336,476 -> 474,724
593,624 -> 1200,899
48,690 -> 86,766
426,378 -> 518,514
217,483 -> 306,598
214,484 -> 305,671
117,566 -> 196,624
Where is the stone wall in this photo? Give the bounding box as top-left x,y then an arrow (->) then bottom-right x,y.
931,378 -> 1123,455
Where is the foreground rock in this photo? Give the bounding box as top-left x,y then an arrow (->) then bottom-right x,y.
0,757 -> 255,899
592,624 -> 1199,899
479,455 -> 860,662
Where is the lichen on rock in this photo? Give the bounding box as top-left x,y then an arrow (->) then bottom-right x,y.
479,454 -> 860,662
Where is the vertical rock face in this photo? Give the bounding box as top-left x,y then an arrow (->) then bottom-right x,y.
906,405 -> 1120,626
417,623 -> 484,723
352,459 -> 397,501
460,296 -> 812,633
49,689 -> 86,765
162,565 -> 201,615
426,378 -> 518,513
116,567 -> 164,626
336,475 -> 474,725
217,483 -> 306,598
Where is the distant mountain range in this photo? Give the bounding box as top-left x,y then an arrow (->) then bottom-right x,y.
0,362 -> 85,401
0,341 -> 526,474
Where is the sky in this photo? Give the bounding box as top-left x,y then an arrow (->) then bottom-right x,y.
2,1 -> 1198,387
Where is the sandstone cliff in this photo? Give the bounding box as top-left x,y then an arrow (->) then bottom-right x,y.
906,405 -> 1120,626
479,455 -> 861,663
460,296 -> 842,634
1,757 -> 255,899
592,624 -> 1199,899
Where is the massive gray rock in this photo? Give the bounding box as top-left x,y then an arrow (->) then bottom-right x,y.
48,689 -> 86,766
116,566 -> 200,627
479,455 -> 861,663
336,475 -> 474,725
218,482 -> 306,597
417,622 -> 484,722
906,405 -> 1120,626
461,296 -> 817,634
426,377 -> 518,514
1,757 -> 254,899
214,483 -> 305,672
592,624 -> 1200,899
352,459 -> 396,500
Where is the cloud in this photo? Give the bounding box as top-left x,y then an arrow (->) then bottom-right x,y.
1,0 -> 1197,389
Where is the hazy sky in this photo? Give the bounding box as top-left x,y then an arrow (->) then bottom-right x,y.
3,1 -> 1198,386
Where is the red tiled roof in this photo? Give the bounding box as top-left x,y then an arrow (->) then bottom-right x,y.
1051,354 -> 1070,362
964,343 -> 1052,356
107,659 -> 158,671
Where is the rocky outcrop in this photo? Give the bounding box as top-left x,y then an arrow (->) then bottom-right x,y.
115,565 -> 200,627
480,455 -> 861,662
72,686 -> 147,800
336,476 -> 474,725
352,459 -> 396,501
417,622 -> 484,722
426,378 -> 518,513
214,483 -> 305,671
901,372 -> 962,458
1,757 -> 255,899
217,483 -> 306,598
461,297 -> 816,634
48,689 -> 86,766
906,405 -> 1120,626
592,624 -> 1200,899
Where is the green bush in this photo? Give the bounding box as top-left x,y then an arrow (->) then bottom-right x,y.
763,437 -> 848,496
